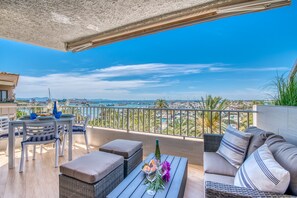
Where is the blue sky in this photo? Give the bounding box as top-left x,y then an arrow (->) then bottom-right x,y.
0,2 -> 296,100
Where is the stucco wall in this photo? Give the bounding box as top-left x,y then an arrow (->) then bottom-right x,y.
0,103 -> 17,118
75,127 -> 204,165
254,105 -> 297,145
0,85 -> 14,100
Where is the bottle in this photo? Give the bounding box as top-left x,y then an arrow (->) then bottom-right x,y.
53,101 -> 58,116
155,139 -> 161,162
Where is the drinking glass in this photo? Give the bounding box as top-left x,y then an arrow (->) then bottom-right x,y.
146,171 -> 156,196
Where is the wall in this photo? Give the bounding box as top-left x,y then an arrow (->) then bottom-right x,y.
0,85 -> 14,100
0,126 -> 204,165
0,103 -> 17,118
75,127 -> 204,165
254,105 -> 297,145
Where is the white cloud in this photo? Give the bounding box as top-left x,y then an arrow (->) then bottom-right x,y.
15,63 -> 284,100
209,66 -> 289,73
16,74 -> 162,99
91,63 -> 215,78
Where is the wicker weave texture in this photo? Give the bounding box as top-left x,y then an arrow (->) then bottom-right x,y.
205,181 -> 294,198
204,134 -> 223,152
59,164 -> 124,198
124,148 -> 143,177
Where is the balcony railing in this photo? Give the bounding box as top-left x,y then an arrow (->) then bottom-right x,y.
60,106 -> 256,138
0,105 -> 256,139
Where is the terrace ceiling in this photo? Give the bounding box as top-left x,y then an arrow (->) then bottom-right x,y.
0,0 -> 291,52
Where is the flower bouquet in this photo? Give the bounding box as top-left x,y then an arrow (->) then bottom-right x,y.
142,159 -> 171,195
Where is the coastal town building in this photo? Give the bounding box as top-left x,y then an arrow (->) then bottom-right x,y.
0,72 -> 19,118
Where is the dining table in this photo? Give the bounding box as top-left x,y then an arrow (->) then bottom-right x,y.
8,116 -> 75,169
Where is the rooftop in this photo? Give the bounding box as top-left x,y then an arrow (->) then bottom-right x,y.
0,72 -> 19,87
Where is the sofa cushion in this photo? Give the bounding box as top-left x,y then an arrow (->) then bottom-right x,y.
204,173 -> 235,185
265,134 -> 286,145
266,135 -> 297,195
204,152 -> 238,177
60,151 -> 124,184
245,126 -> 273,157
99,139 -> 143,158
234,144 -> 290,194
217,125 -> 252,168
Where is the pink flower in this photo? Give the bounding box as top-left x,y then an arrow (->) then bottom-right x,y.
161,161 -> 171,182
162,161 -> 171,171
162,170 -> 170,182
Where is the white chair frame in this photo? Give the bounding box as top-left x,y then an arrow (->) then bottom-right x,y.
0,116 -> 23,156
61,116 -> 90,155
19,119 -> 60,173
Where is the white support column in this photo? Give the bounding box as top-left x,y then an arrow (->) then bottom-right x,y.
253,105 -> 258,127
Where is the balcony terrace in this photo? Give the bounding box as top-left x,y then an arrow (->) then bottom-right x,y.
0,105 -> 254,197
0,0 -> 294,197
0,101 -> 297,198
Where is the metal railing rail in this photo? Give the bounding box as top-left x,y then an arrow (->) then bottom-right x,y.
60,106 -> 256,139
0,105 -> 257,139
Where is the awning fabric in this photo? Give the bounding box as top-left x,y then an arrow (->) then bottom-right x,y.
0,0 -> 291,52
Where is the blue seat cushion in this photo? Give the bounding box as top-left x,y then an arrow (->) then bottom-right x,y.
26,133 -> 56,142
72,125 -> 86,133
0,131 -> 23,138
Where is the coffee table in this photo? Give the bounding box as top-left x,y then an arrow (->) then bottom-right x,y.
107,153 -> 188,198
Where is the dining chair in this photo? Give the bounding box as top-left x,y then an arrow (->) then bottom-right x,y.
61,116 -> 90,155
0,116 -> 23,155
19,119 -> 60,172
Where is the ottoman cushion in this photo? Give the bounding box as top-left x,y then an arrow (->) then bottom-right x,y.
100,139 -> 143,158
60,151 -> 123,184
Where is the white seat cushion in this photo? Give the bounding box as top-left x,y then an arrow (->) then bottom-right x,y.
204,152 -> 238,177
234,144 -> 290,194
217,125 -> 252,168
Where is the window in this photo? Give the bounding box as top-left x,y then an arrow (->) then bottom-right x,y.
0,90 -> 8,102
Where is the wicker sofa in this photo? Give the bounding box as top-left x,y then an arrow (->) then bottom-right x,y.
204,128 -> 297,198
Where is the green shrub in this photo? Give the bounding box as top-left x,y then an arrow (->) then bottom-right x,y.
273,74 -> 297,106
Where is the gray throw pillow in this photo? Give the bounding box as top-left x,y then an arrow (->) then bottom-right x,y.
245,126 -> 273,157
217,125 -> 252,168
266,135 -> 297,195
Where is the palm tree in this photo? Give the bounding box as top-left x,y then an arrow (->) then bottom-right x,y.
197,95 -> 228,133
154,99 -> 169,109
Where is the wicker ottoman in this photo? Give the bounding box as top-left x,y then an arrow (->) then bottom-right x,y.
99,139 -> 143,177
59,151 -> 124,198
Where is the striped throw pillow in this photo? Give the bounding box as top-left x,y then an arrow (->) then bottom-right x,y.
234,144 -> 290,194
217,125 -> 252,168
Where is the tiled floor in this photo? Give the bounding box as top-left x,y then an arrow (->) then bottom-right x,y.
0,144 -> 204,198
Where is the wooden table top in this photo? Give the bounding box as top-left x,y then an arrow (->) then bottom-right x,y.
108,153 -> 188,198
